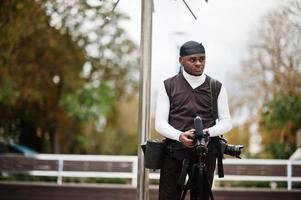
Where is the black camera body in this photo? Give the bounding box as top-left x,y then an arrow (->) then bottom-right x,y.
219,137 -> 244,159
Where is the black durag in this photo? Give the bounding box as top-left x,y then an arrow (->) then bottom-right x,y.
180,41 -> 205,57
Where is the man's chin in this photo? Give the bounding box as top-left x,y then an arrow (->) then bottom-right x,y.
194,71 -> 203,76
184,68 -> 203,76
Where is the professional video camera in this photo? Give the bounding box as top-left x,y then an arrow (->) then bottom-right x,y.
194,116 -> 243,159
180,116 -> 213,200
181,116 -> 244,200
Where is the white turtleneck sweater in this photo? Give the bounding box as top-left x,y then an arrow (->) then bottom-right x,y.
155,70 -> 232,141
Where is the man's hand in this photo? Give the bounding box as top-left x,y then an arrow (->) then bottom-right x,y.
203,128 -> 210,145
203,128 -> 209,137
179,129 -> 195,148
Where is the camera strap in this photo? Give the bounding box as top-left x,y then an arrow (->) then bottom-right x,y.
210,77 -> 224,178
210,77 -> 218,121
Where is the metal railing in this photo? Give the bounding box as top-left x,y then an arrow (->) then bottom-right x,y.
1,154 -> 301,190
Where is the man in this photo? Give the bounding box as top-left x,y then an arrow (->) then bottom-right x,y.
155,41 -> 232,199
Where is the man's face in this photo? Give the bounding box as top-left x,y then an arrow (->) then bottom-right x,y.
179,53 -> 206,76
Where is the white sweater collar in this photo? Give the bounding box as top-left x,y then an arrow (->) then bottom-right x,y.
182,69 -> 206,89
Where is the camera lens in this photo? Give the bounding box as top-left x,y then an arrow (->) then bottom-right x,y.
225,144 -> 243,159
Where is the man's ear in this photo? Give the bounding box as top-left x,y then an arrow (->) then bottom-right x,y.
179,57 -> 183,64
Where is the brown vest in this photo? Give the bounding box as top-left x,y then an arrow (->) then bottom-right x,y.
164,74 -> 222,135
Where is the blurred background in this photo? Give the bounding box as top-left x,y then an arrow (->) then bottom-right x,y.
0,0 -> 140,155
0,0 -> 301,191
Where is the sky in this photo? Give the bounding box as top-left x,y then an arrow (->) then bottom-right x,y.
118,0 -> 283,98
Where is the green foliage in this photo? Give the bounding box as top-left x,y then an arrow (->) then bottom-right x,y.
0,174 -> 57,183
264,142 -> 295,159
43,0 -> 139,100
60,84 -> 115,122
43,0 -> 140,154
0,0 -> 139,154
0,0 -> 86,152
217,180 -> 287,189
0,78 -> 19,105
259,91 -> 301,158
69,134 -> 90,154
262,92 -> 301,130
98,127 -> 138,155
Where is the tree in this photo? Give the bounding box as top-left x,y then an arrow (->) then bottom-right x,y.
232,1 -> 301,158
0,0 -> 139,154
259,92 -> 301,158
0,0 -> 86,152
43,0 -> 139,154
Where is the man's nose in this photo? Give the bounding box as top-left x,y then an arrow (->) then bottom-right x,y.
195,60 -> 202,66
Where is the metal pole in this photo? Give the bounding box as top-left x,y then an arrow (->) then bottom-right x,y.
137,0 -> 153,200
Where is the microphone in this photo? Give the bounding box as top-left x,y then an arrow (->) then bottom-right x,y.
194,116 -> 204,141
194,116 -> 208,156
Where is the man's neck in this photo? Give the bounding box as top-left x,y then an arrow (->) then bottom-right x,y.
182,69 -> 206,89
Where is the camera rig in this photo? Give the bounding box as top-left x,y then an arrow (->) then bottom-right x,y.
180,116 -> 244,200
